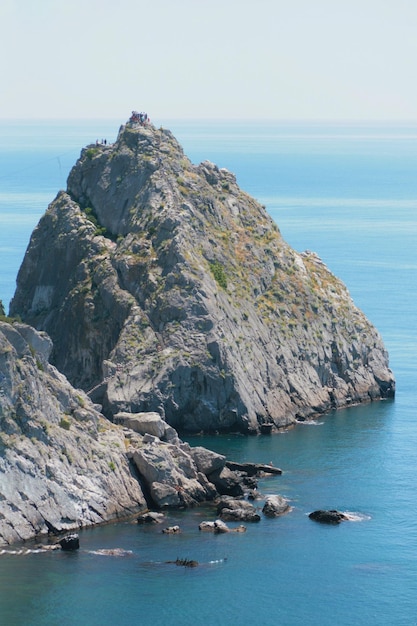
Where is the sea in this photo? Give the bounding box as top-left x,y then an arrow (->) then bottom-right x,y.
0,119 -> 416,626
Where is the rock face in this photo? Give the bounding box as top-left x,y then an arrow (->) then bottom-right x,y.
10,120 -> 395,433
0,321 -> 146,545
0,321 -> 239,545
130,437 -> 217,508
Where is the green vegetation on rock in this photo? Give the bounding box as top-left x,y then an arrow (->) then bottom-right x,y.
9,120 -> 395,435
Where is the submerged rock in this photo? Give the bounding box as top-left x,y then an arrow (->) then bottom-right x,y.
9,119 -> 395,434
167,558 -> 198,568
162,525 -> 181,534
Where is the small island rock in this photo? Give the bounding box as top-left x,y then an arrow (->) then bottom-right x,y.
262,495 -> 291,517
309,510 -> 349,524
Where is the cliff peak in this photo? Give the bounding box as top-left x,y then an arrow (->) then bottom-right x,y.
10,118 -> 395,433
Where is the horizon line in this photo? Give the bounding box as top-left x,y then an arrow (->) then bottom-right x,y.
2,116 -> 417,124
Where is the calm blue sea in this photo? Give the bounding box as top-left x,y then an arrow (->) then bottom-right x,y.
1,120 -> 417,626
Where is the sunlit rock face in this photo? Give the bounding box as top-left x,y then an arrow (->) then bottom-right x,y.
0,321 -> 147,545
10,121 -> 395,434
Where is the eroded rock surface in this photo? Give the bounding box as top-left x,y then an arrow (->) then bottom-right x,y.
0,321 -> 146,545
0,322 -> 239,545
9,120 -> 395,433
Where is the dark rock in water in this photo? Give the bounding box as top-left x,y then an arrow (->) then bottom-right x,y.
59,534 -> 80,550
166,558 -> 198,568
308,510 -> 349,524
162,525 -> 181,534
207,467 -> 244,497
226,461 -> 282,476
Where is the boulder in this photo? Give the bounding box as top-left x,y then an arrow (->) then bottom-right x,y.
199,521 -> 217,532
189,446 -> 226,475
114,411 -> 166,439
132,442 -> 213,508
150,482 -> 182,508
207,467 -> 244,497
59,534 -> 80,551
226,461 -> 282,476
217,497 -> 261,522
136,512 -> 165,524
308,510 -> 349,524
198,519 -> 246,533
212,519 -> 230,534
262,495 -> 291,517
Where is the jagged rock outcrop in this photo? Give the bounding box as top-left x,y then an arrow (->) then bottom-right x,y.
0,321 -> 240,545
130,434 -> 217,508
10,119 -> 395,433
0,321 -> 146,545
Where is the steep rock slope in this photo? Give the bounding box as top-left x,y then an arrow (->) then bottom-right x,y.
0,321 -> 146,544
0,322 -> 229,545
10,121 -> 395,433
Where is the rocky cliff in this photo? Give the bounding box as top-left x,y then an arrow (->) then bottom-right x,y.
0,321 -> 146,544
0,321 -> 243,545
10,120 -> 395,433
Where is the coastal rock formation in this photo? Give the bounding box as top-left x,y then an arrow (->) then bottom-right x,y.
130,435 -> 217,508
0,321 -> 146,545
10,120 -> 395,432
0,321 -> 243,545
199,519 -> 246,533
308,509 -> 349,524
217,496 -> 261,522
262,494 -> 291,517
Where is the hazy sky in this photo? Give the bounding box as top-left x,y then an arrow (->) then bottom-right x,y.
2,0 -> 417,121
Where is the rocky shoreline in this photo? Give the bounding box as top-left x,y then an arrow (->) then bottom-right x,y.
0,319 -> 287,545
1,118 -> 395,545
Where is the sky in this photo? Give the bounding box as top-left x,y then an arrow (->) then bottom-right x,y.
1,0 -> 417,121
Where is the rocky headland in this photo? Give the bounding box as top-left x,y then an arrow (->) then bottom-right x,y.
0,321 -> 281,545
1,117 -> 395,545
9,119 -> 394,433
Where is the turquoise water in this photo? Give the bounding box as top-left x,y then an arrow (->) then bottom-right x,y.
1,120 -> 417,625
